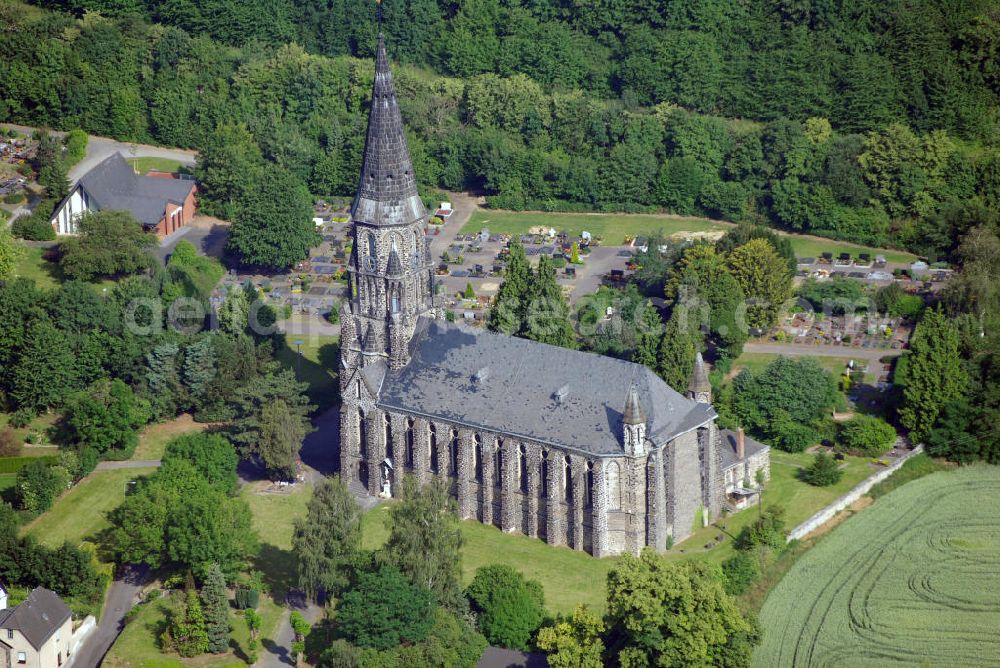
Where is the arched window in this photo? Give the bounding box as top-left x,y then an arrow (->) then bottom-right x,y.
429,424 -> 438,473
390,287 -> 400,314
564,456 -> 573,503
384,413 -> 392,463
366,233 -> 376,259
607,462 -> 621,510
474,434 -> 483,482
449,429 -> 459,476
518,444 -> 528,493
405,418 -> 414,468
541,451 -> 549,498
586,462 -> 594,508
358,409 -> 368,460
494,440 -> 503,488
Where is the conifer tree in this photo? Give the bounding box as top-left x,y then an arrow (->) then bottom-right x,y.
899,307 -> 968,442
200,563 -> 230,653
523,254 -> 576,349
487,240 -> 530,335
656,310 -> 696,393
632,303 -> 662,369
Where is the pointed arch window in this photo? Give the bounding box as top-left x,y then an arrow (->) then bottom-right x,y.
384,413 -> 392,463
494,440 -> 503,488
358,409 -> 368,460
518,444 -> 528,493
430,424 -> 438,473
474,434 -> 483,483
564,456 -> 573,503
586,462 -> 594,508
405,418 -> 414,468
541,451 -> 549,498
366,233 -> 376,260
449,429 -> 459,476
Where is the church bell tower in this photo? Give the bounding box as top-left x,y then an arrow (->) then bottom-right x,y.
340,33 -> 436,377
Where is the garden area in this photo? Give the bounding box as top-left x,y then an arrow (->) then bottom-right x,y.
755,465 -> 1000,667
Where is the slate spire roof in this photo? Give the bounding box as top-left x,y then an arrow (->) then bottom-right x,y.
352,33 -> 425,227
623,384 -> 645,425
689,352 -> 711,395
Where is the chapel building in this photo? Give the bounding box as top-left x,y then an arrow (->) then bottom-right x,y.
338,34 -> 770,556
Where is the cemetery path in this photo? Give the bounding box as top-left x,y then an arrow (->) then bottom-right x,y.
95,459 -> 162,470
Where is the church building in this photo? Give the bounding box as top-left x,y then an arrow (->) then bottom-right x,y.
338,34 -> 770,556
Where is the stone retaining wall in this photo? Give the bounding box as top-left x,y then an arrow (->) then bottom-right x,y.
786,444 -> 924,542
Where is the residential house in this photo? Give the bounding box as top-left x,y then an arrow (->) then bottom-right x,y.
50,152 -> 196,238
0,587 -> 74,668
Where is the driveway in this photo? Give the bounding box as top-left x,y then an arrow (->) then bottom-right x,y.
0,123 -> 197,184
69,566 -> 149,668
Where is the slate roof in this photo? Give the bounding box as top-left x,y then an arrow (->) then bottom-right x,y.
351,33 -> 425,228
0,587 -> 71,650
719,429 -> 770,470
376,319 -> 716,456
73,152 -> 194,227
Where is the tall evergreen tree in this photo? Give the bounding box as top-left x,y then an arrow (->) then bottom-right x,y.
632,303 -> 662,369
899,307 -> 968,442
200,563 -> 230,654
11,319 -> 80,411
523,254 -> 576,349
487,240 -> 531,335
170,588 -> 210,657
292,476 -> 361,602
656,310 -> 697,393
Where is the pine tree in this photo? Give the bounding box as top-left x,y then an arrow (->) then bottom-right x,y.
523,255 -> 576,349
200,563 -> 230,653
182,336 -> 217,406
633,304 -> 662,369
899,307 -> 968,442
656,310 -> 696,393
487,240 -> 530,335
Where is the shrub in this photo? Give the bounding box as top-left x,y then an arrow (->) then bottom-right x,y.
3,193 -> 25,204
320,639 -> 363,667
163,432 -> 239,495
234,586 -> 260,610
722,550 -> 760,596
839,415 -> 896,457
0,428 -> 18,457
15,459 -> 69,513
801,452 -> 843,487
736,506 -> 786,552
11,207 -> 56,241
465,564 -> 545,650
9,409 -> 36,429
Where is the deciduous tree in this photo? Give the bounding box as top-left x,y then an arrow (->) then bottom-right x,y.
292,476 -> 361,602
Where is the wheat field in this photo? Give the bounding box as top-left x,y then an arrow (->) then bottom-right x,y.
755,465 -> 1000,667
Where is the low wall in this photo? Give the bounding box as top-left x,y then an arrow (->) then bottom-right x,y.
786,445 -> 924,542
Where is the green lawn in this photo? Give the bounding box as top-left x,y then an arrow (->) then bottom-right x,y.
274,335 -> 339,414
133,415 -> 209,460
355,450 -> 874,616
0,411 -> 61,457
128,156 -> 191,176
22,467 -> 157,548
463,210 -> 727,246
104,590 -> 283,668
241,481 -> 313,599
461,210 -> 917,263
12,243 -> 60,290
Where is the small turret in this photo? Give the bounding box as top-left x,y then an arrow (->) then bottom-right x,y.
622,384 -> 646,457
688,352 -> 711,403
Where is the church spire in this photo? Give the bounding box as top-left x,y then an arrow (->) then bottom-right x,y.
688,352 -> 711,403
352,32 -> 424,227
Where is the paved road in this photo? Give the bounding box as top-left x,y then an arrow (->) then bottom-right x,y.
0,123 -> 197,183
70,566 -> 149,668
743,342 -> 902,361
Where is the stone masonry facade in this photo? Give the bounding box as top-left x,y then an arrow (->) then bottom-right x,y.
337,33 -> 770,557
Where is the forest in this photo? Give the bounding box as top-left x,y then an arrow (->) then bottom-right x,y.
1,0 -> 998,258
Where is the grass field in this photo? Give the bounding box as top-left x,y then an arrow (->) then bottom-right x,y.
133,415 -> 208,460
12,243 -> 60,290
755,465 -> 1000,667
128,156 -> 191,176
22,467 -> 157,548
241,481 -> 313,599
354,450 -> 874,615
731,351 -> 857,378
274,335 -> 339,414
461,210 -> 917,263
